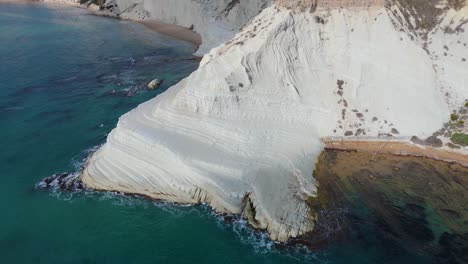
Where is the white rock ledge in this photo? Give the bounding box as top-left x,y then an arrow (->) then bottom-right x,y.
82,3 -> 468,242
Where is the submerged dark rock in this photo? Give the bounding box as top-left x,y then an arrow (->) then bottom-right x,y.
299,149 -> 468,262
436,232 -> 468,264
35,172 -> 85,192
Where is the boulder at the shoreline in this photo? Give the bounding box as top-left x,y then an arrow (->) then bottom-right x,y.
147,78 -> 162,90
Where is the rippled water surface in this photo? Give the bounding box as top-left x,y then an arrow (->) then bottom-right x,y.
1,3 -> 464,264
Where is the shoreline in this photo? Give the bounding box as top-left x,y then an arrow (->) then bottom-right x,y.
322,139 -> 468,168
138,20 -> 202,49
10,0 -> 203,50
79,139 -> 468,248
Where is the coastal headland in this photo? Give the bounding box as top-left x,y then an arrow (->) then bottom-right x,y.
25,0 -> 468,243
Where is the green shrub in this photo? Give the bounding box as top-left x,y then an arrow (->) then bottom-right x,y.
451,113 -> 459,121
451,133 -> 468,146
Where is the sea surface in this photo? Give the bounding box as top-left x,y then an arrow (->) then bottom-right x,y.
1,3 -> 465,264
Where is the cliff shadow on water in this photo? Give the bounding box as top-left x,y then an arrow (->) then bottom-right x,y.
297,148 -> 468,263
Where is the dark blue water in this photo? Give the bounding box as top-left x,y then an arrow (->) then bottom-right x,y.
0,3 -> 456,264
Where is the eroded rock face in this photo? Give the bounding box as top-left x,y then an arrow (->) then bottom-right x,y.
82,1 -> 468,242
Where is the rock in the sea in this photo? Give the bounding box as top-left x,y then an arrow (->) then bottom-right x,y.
88,3 -> 101,12
36,172 -> 85,192
147,78 -> 162,90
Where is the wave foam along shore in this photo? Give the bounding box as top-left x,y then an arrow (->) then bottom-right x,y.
80,0 -> 468,242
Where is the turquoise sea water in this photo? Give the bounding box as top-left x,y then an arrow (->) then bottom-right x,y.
0,3 -> 455,264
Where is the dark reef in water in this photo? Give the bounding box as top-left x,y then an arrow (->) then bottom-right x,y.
35,172 -> 85,192
296,149 -> 468,263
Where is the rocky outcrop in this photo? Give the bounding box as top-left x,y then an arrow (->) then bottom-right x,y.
82,0 -> 468,242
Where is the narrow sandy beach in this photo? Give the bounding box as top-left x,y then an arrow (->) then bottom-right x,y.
139,20 -> 202,49
3,0 -> 203,50
323,139 -> 468,168
0,0 -> 33,2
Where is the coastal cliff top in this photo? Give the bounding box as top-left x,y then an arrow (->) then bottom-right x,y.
276,0 -> 467,11
277,0 -> 384,10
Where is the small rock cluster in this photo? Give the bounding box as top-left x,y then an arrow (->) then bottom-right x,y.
333,79 -> 400,138
35,173 -> 85,192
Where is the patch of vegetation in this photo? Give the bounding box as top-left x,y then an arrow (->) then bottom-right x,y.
451,133 -> 468,146
465,101 -> 468,107
451,113 -> 459,121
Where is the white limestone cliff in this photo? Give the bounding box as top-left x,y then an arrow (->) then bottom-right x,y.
82,0 -> 468,242
104,0 -> 274,54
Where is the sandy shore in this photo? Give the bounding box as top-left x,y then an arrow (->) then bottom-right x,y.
4,0 -> 203,49
0,0 -> 33,3
323,139 -> 468,168
139,20 -> 202,49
